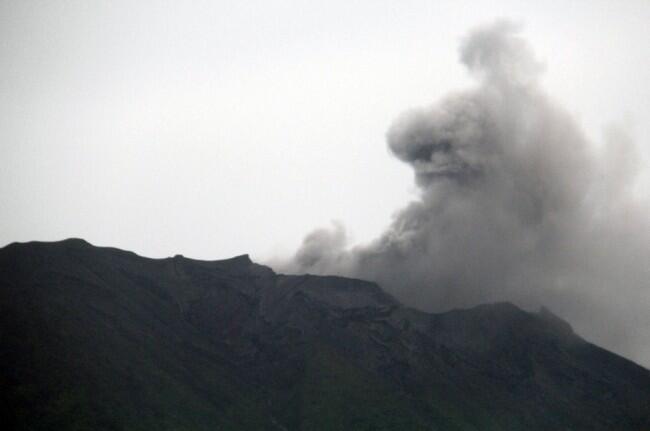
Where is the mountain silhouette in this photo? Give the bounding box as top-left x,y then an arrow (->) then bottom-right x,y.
1,239 -> 649,430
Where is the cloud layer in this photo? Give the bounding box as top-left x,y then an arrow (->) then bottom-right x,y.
280,21 -> 650,366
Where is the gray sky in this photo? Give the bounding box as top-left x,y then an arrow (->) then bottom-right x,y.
2,0 -> 648,260
2,2 -> 650,363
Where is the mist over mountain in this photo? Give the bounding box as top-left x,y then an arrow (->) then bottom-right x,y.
280,21 -> 650,368
2,239 -> 649,430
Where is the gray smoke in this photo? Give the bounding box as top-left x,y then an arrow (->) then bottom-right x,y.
279,21 -> 650,366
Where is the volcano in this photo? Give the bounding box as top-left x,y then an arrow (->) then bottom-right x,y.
1,239 -> 649,430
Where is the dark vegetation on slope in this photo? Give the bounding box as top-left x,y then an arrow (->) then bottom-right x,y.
1,239 -> 649,430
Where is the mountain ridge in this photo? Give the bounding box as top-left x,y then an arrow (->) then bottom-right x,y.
1,239 -> 649,430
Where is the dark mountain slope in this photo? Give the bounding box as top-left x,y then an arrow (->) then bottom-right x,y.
1,239 -> 649,430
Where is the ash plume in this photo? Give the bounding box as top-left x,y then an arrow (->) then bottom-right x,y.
279,21 -> 650,366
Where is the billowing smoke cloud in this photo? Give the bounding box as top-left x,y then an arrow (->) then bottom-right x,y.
278,21 -> 650,366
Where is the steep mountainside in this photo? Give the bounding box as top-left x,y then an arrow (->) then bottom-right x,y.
1,239 -> 649,430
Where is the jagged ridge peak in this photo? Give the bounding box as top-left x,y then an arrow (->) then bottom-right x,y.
0,239 -> 574,327
1,238 -> 649,430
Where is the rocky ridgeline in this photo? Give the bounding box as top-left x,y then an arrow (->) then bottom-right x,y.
1,239 -> 649,430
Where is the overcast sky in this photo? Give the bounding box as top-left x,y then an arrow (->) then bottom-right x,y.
2,0 -> 648,261
2,1 -> 650,369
